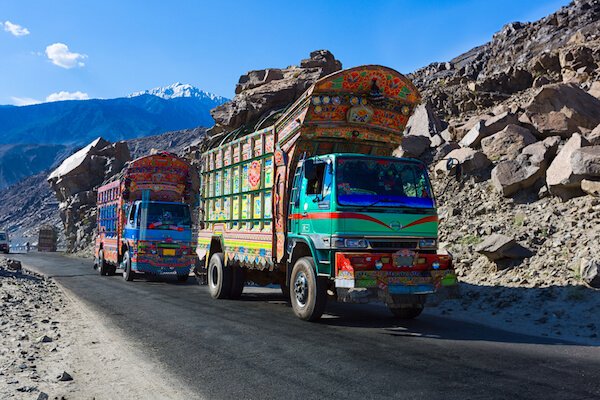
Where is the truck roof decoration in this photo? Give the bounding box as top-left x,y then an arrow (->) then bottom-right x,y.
121,152 -> 198,203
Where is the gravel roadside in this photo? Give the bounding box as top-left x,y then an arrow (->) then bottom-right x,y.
0,255 -> 197,400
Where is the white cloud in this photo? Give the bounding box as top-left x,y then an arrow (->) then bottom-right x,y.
46,91 -> 89,102
10,96 -> 41,106
3,21 -> 30,36
45,43 -> 87,69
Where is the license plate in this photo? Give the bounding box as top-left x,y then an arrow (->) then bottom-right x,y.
163,249 -> 176,256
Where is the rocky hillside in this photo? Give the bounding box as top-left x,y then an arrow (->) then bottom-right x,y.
395,0 -> 600,289
0,144 -> 70,189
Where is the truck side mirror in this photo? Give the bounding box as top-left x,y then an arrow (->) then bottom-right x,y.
445,157 -> 462,182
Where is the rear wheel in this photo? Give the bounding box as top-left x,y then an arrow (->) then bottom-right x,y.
229,262 -> 245,300
98,249 -> 109,276
290,257 -> 327,321
122,250 -> 135,282
208,253 -> 231,299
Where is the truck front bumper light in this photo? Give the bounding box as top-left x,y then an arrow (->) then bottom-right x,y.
333,238 -> 368,248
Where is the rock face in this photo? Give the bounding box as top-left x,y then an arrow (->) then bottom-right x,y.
520,83 -> 600,137
481,124 -> 537,161
210,50 -> 342,135
546,133 -> 590,200
47,138 -> 131,252
409,0 -> 600,118
475,234 -> 533,261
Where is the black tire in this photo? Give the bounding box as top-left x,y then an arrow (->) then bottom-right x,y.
98,249 -> 109,276
208,253 -> 231,299
229,262 -> 245,300
122,250 -> 135,282
290,257 -> 328,321
177,274 -> 189,283
389,305 -> 424,319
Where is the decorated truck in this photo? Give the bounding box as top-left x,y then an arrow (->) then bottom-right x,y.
197,65 -> 457,321
95,152 -> 198,281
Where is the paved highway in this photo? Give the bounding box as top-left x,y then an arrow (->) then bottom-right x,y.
12,252 -> 600,400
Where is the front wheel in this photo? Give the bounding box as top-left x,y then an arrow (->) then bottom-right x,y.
208,253 -> 231,299
290,257 -> 328,321
98,249 -> 109,276
122,250 -> 135,282
389,305 -> 424,319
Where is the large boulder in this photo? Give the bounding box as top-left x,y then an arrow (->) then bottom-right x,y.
404,102 -> 446,138
393,135 -> 431,158
210,50 -> 342,134
491,136 -> 560,196
579,258 -> 600,289
481,124 -> 537,161
47,137 -> 131,252
459,112 -> 519,148
520,83 -> 600,138
546,133 -> 590,200
476,234 -> 533,261
588,81 -> 600,100
571,146 -> 600,176
585,124 -> 600,145
434,148 -> 491,176
581,179 -> 600,197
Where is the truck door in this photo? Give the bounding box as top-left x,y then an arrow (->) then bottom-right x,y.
298,158 -> 333,249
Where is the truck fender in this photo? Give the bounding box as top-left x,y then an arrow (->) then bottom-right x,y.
286,237 -> 319,285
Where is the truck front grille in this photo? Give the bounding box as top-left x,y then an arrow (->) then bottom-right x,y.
368,240 -> 418,250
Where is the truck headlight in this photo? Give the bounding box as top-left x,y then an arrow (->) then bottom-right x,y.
418,238 -> 437,249
334,238 -> 368,248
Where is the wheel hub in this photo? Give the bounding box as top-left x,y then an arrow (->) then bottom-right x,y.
294,272 -> 308,307
210,265 -> 218,287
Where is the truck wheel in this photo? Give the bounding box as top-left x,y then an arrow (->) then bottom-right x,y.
389,305 -> 424,319
122,250 -> 135,282
208,253 -> 231,299
98,250 -> 109,276
229,263 -> 245,300
290,257 -> 327,321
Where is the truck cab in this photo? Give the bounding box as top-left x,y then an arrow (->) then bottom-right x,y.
0,231 -> 9,254
286,154 -> 455,319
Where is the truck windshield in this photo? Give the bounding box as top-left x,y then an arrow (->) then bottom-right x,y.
146,203 -> 191,230
336,158 -> 434,208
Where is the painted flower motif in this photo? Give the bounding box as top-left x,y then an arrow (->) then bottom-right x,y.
322,96 -> 330,104
332,96 -> 341,105
312,96 -> 321,105
344,71 -> 361,90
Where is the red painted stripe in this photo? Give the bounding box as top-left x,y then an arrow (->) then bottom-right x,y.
401,215 -> 438,229
289,212 -> 390,229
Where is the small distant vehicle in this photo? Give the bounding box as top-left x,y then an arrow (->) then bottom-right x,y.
94,153 -> 198,281
0,231 -> 9,254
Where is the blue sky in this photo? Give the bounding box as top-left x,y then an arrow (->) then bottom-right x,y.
1,0 -> 569,105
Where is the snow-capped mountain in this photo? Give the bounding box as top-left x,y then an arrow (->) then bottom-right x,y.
129,82 -> 227,102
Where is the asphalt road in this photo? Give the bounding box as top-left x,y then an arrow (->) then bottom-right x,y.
11,252 -> 600,400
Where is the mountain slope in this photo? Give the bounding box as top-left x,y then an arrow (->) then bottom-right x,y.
0,144 -> 70,189
0,91 -> 227,146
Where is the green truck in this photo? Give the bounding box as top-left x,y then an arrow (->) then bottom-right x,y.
197,65 -> 457,321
